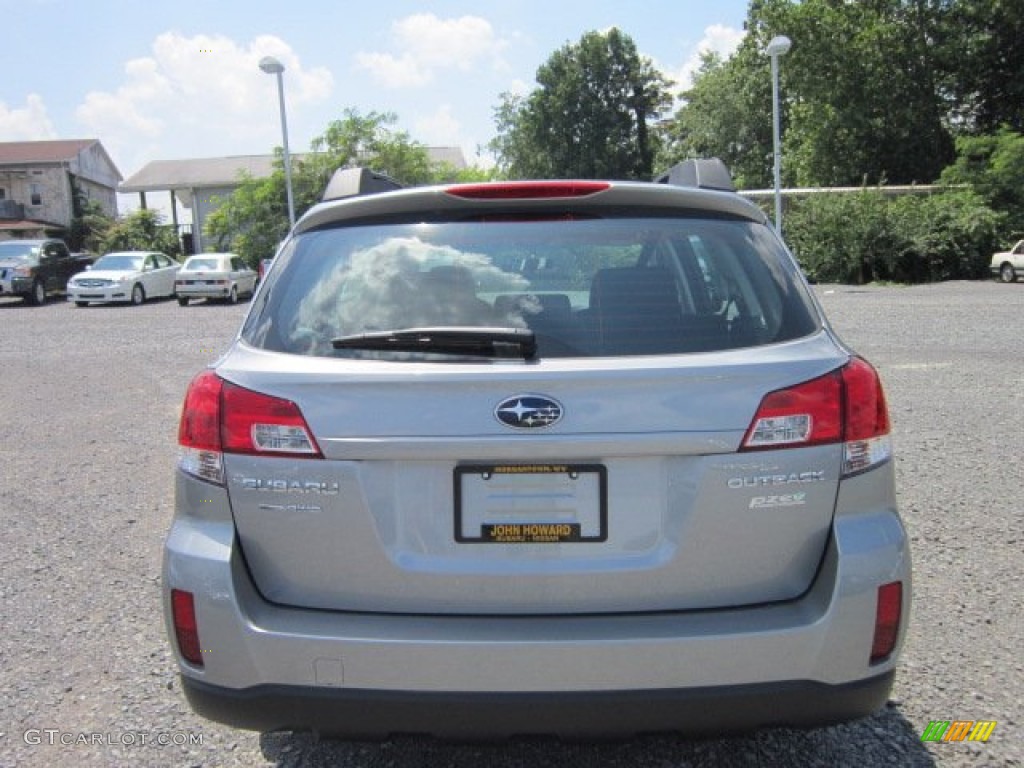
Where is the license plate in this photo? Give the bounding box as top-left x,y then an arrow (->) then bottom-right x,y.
455,464 -> 607,543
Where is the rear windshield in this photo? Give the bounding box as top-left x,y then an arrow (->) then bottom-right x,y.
183,258 -> 223,271
94,254 -> 144,271
243,217 -> 820,359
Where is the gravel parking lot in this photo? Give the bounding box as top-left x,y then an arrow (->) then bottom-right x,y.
0,282 -> 1020,767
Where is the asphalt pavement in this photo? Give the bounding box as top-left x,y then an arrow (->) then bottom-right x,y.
0,281 -> 1020,767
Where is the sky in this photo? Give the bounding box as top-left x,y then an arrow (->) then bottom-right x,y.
1,0 -> 749,220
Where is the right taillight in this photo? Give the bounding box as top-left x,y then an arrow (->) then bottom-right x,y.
741,357 -> 892,477
177,370 -> 321,485
171,589 -> 203,667
870,581 -> 903,663
839,357 -> 892,475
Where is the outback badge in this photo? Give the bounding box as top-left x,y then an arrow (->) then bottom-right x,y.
495,395 -> 563,429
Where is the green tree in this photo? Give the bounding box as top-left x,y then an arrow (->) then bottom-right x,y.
206,109 -> 450,265
664,0 -> 955,187
67,177 -> 115,254
490,28 -> 672,180
769,0 -> 952,185
491,91 -> 543,177
937,0 -> 1024,134
290,109 -> 439,212
203,173 -> 283,270
940,127 -> 1024,234
658,48 -> 772,188
99,209 -> 181,257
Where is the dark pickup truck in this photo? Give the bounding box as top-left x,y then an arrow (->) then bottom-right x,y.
0,239 -> 94,305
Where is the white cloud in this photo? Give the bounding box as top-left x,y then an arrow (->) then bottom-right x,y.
415,104 -> 462,146
0,94 -> 58,140
354,52 -> 431,89
395,14 -> 504,69
356,13 -> 507,87
75,32 -> 333,174
414,104 -> 497,171
671,24 -> 745,92
77,59 -> 167,140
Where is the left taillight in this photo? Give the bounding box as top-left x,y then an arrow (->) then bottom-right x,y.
178,370 -> 224,483
177,370 -> 322,485
741,357 -> 892,477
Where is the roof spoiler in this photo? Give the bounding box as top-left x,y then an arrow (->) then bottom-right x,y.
654,158 -> 735,192
322,167 -> 403,202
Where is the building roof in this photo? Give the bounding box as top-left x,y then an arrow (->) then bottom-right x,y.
0,218 -> 58,233
0,139 -> 122,184
0,139 -> 98,165
120,147 -> 468,194
120,155 -> 280,192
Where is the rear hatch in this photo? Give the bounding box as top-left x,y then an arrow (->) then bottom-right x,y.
200,185 -> 856,615
219,340 -> 847,615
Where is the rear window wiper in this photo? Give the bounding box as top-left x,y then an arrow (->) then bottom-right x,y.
332,327 -> 537,360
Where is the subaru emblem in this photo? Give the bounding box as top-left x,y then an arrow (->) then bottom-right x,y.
495,395 -> 563,429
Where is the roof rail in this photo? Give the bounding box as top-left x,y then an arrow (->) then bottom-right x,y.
654,158 -> 735,192
322,167 -> 403,202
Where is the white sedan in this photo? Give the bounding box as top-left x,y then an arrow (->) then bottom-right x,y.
67,251 -> 180,306
175,253 -> 258,305
991,240 -> 1024,283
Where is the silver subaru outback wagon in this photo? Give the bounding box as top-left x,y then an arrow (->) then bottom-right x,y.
163,163 -> 910,739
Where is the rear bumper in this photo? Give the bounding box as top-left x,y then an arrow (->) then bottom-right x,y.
176,285 -> 232,299
163,467 -> 911,737
181,671 -> 895,739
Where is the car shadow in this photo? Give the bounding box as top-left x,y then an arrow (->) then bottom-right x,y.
69,294 -> 182,308
0,296 -> 79,308
258,705 -> 937,767
179,296 -> 254,307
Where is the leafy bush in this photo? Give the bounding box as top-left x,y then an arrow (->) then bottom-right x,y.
940,128 -> 1024,235
890,191 -> 1001,281
783,188 -> 1001,283
99,209 -> 182,258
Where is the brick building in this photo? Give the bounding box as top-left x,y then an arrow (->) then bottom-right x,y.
0,139 -> 121,240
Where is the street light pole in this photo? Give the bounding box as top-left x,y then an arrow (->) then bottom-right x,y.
258,56 -> 296,228
766,35 -> 791,236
